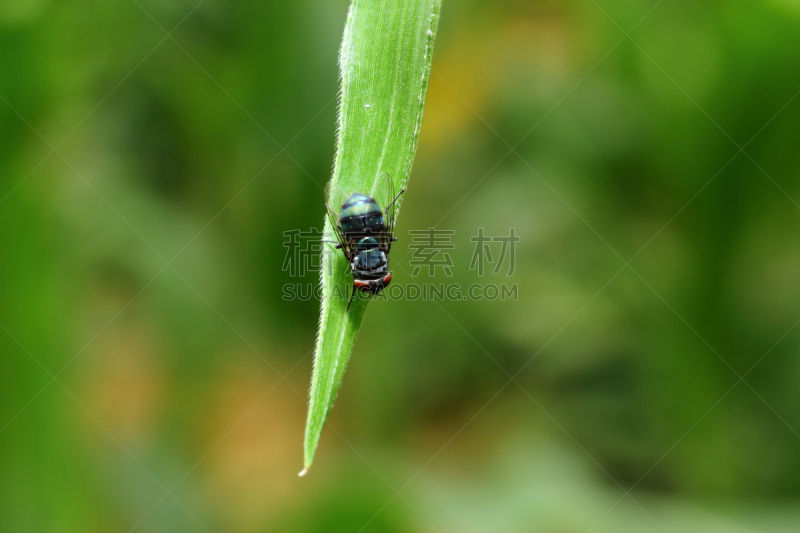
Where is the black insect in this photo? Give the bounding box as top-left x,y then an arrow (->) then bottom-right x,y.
324,173 -> 404,310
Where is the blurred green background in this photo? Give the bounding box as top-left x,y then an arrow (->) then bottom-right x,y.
2,0 -> 800,531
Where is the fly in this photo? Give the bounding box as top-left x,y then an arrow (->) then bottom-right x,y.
324,173 -> 404,310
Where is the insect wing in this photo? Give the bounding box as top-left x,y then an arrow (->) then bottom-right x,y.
373,172 -> 404,240
323,181 -> 349,256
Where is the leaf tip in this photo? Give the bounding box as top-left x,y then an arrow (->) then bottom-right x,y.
298,467 -> 309,477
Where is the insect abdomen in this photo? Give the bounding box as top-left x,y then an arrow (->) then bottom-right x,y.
340,193 -> 385,235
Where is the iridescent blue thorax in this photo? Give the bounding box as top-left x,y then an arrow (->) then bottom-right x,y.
352,237 -> 387,278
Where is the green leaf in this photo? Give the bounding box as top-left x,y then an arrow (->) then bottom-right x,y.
301,0 -> 442,474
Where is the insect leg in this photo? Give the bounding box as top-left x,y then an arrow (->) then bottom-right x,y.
386,188 -> 405,212
346,285 -> 356,311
